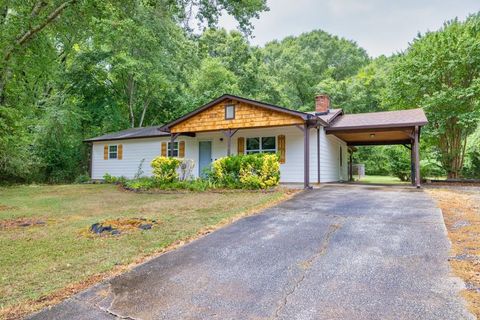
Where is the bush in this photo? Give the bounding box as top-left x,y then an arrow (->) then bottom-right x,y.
151,156 -> 181,182
122,176 -> 213,192
75,173 -> 91,184
210,153 -> 280,189
103,173 -> 127,185
420,160 -> 445,179
385,147 -> 411,181
123,177 -> 158,191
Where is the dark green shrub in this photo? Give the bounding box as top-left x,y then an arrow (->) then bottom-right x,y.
385,147 -> 411,181
75,173 -> 91,184
420,160 -> 445,179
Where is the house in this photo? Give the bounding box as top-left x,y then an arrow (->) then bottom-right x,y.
84,94 -> 428,188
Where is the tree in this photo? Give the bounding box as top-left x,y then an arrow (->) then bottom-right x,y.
261,30 -> 369,109
386,15 -> 480,178
317,56 -> 395,113
188,57 -> 240,105
0,0 -> 268,182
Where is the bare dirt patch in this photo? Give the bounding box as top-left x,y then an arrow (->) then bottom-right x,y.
0,205 -> 17,212
80,218 -> 158,237
0,218 -> 46,229
426,188 -> 480,318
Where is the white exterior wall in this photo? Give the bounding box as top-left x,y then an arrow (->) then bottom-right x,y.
318,128 -> 348,183
91,137 -> 195,179
91,125 -> 348,183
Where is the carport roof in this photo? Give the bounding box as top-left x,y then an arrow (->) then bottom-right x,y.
325,108 -> 428,146
327,108 -> 428,131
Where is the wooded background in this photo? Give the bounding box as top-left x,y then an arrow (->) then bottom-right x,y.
1,1 -> 479,183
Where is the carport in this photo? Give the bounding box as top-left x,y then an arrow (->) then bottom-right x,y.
325,109 -> 428,188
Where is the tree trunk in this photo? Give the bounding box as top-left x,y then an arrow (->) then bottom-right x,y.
126,75 -> 136,128
138,97 -> 151,128
439,117 -> 467,179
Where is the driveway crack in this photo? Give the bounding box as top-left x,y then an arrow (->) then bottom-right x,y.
272,218 -> 344,319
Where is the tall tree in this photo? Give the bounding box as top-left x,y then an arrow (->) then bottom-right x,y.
261,30 -> 369,110
386,15 -> 480,178
317,56 -> 394,113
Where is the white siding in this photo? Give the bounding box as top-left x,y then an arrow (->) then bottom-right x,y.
90,125 -> 348,183
91,137 -> 193,179
318,128 -> 348,183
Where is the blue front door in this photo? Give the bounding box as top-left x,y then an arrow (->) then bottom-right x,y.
199,141 -> 212,177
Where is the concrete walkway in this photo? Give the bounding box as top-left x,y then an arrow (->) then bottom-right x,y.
29,185 -> 473,320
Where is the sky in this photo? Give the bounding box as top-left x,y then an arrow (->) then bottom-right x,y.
217,0 -> 480,57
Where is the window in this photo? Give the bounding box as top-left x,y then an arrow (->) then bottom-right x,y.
109,145 -> 118,159
167,142 -> 178,157
225,105 -> 235,120
246,137 -> 276,154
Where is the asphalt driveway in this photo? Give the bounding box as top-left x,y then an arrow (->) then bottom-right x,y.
29,185 -> 473,320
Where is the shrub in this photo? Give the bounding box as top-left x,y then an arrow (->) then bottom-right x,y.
122,176 -> 213,192
151,156 -> 181,182
123,177 -> 158,191
211,153 -> 280,189
420,160 -> 445,179
103,173 -> 127,185
75,173 -> 91,184
385,147 -> 411,181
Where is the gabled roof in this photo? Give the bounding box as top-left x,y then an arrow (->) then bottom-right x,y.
83,126 -> 169,142
159,94 -> 322,131
306,108 -> 343,124
327,108 -> 428,131
83,95 -> 427,143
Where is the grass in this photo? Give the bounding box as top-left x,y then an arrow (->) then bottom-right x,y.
354,175 -> 409,185
426,187 -> 480,318
0,184 -> 293,319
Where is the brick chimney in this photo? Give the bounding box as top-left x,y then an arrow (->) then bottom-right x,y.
315,94 -> 330,114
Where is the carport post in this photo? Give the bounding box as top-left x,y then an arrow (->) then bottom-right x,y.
349,149 -> 353,181
296,124 -> 311,189
414,126 -> 421,188
410,144 -> 416,186
304,124 -> 310,189
222,129 -> 238,157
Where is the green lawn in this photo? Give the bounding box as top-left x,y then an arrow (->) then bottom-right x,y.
0,184 -> 289,319
355,175 -> 409,185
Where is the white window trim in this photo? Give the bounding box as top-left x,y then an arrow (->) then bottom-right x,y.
108,144 -> 118,159
225,104 -> 235,120
245,136 -> 277,154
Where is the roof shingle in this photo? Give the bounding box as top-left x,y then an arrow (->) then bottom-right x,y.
327,108 -> 428,130
84,126 -> 169,142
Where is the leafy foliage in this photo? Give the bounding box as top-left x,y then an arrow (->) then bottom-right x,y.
151,156 -> 181,183
2,2 -> 480,183
386,15 -> 480,178
385,147 -> 411,181
210,153 -> 280,189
